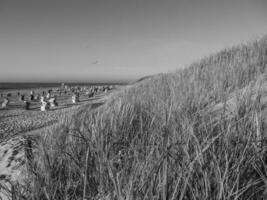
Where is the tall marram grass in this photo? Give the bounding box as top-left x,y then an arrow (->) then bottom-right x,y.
10,35 -> 267,199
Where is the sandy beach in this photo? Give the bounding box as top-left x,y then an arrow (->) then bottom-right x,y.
0,86 -> 114,199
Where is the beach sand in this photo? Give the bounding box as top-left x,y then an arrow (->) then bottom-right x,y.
0,86 -> 114,199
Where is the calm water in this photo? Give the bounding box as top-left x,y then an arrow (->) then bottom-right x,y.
0,82 -> 122,91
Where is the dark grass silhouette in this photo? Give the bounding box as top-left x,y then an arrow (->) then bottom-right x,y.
5,35 -> 267,199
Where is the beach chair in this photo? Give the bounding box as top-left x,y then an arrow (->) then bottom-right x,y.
41,101 -> 49,111
48,98 -> 58,108
19,95 -> 25,101
46,93 -> 51,99
34,94 -> 40,101
40,96 -> 45,103
72,94 -> 79,103
30,94 -> 34,101
24,101 -> 30,110
1,98 -> 9,108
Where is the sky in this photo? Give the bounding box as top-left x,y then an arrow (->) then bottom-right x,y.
0,0 -> 267,82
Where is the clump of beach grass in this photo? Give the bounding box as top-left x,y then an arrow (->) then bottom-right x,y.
7,35 -> 267,199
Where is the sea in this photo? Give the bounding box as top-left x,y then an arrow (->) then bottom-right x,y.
0,82 -> 125,91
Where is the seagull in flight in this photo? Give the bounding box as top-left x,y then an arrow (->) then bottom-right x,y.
91,60 -> 99,65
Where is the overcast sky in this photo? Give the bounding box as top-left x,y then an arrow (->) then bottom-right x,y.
0,0 -> 267,82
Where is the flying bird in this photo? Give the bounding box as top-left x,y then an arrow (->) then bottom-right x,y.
91,60 -> 99,65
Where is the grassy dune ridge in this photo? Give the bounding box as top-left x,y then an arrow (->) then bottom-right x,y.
12,36 -> 267,199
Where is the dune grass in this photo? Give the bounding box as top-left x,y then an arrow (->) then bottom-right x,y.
7,35 -> 267,199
